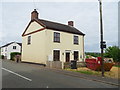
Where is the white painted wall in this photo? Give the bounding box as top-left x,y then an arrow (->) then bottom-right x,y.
22,21 -> 84,64
1,47 -> 7,57
1,42 -> 21,59
45,29 -> 84,62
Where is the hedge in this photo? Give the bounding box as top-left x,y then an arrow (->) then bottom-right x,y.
10,52 -> 21,60
1,55 -> 4,59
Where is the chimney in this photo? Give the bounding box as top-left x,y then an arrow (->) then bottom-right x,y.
68,21 -> 74,26
31,9 -> 39,20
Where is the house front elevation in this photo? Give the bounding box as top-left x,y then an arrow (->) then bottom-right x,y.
22,9 -> 85,65
0,42 -> 22,59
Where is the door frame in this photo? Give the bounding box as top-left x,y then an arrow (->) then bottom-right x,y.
65,52 -> 70,62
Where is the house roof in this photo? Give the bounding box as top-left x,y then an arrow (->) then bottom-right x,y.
17,43 -> 22,46
22,18 -> 85,36
1,42 -> 22,48
36,19 -> 85,36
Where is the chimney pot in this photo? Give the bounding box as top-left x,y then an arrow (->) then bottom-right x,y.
68,21 -> 74,26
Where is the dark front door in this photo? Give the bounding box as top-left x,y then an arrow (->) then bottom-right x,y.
74,51 -> 79,61
66,52 -> 70,62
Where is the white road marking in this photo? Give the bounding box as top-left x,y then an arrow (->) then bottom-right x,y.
2,67 -> 32,82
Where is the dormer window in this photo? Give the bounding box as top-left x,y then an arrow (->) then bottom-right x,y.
13,46 -> 16,49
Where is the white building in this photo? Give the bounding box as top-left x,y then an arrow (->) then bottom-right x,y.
22,9 -> 85,65
0,42 -> 22,59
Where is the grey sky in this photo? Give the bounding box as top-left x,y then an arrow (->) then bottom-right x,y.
0,0 -> 118,52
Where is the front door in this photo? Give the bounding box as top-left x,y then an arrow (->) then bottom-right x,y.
74,51 -> 79,61
66,52 -> 70,62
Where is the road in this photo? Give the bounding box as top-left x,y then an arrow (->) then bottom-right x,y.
2,60 -> 119,88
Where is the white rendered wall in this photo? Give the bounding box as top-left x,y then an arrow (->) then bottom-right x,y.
7,43 -> 21,59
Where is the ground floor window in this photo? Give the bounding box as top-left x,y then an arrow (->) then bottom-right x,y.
53,50 -> 60,61
74,51 -> 79,61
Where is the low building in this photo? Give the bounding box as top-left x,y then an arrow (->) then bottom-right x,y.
0,42 -> 22,59
22,9 -> 85,66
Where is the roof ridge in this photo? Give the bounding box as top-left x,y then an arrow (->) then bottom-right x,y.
39,19 -> 70,27
1,42 -> 22,47
36,18 -> 85,36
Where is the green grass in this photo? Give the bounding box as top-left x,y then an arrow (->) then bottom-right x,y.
114,65 -> 120,68
76,70 -> 94,75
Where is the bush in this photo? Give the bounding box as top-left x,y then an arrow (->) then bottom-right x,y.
10,52 -> 21,60
104,46 -> 120,62
1,55 -> 4,59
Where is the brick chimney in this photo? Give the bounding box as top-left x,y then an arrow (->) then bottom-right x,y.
31,9 -> 39,20
68,21 -> 74,26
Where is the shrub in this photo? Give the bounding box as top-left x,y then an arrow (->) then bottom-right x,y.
1,55 -> 4,59
10,52 -> 21,60
104,46 -> 120,62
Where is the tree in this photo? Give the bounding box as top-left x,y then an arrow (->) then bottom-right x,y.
85,52 -> 101,57
104,46 -> 120,62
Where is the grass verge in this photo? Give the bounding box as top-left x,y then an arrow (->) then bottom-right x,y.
76,70 -> 93,75
65,67 -> 119,79
114,65 -> 120,68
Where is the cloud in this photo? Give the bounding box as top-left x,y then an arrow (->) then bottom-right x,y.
1,2 -> 118,52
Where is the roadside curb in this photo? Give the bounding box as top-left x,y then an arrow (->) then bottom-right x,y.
44,67 -> 119,87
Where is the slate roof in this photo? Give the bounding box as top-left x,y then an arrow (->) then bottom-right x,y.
34,19 -> 85,36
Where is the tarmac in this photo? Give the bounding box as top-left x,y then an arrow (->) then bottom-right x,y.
44,66 -> 119,87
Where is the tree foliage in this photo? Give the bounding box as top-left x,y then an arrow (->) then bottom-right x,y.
85,52 -> 101,57
104,46 -> 120,62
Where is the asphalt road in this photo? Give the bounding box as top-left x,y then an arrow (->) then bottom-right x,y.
2,60 -> 119,88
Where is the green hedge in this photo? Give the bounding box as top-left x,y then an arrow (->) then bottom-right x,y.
10,52 -> 21,60
1,55 -> 4,59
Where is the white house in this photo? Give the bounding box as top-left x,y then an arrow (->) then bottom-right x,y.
22,9 -> 85,67
0,42 -> 22,59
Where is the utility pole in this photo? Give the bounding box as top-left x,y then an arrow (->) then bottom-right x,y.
98,0 -> 106,77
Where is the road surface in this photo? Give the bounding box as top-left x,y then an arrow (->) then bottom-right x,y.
2,60 -> 119,88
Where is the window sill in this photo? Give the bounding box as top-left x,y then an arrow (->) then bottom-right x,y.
27,44 -> 31,45
54,41 -> 60,43
74,43 -> 79,45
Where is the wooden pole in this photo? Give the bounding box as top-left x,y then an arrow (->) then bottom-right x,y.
98,0 -> 104,77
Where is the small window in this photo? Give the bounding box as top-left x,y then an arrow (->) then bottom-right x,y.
53,50 -> 60,61
13,46 -> 16,49
74,36 -> 79,44
54,32 -> 60,43
5,48 -> 7,51
28,36 -> 31,45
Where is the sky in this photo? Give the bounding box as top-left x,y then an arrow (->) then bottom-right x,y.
0,0 -> 119,52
